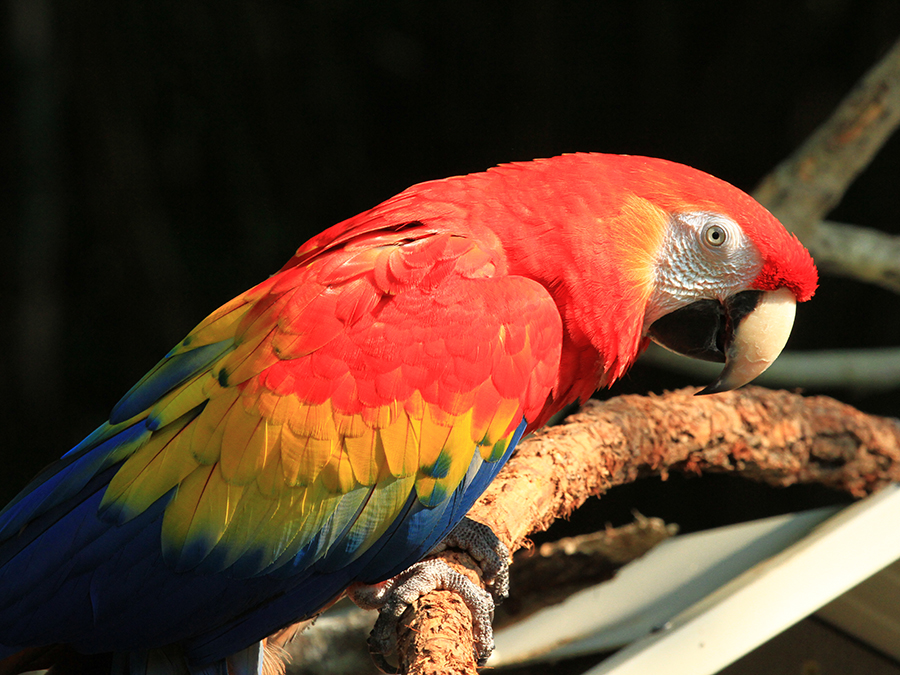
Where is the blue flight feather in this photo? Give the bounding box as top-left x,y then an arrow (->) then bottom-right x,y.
182,419 -> 528,666
0,423 -> 150,541
109,340 -> 233,425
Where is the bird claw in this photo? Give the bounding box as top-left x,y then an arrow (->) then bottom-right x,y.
432,517 -> 511,604
347,518 -> 510,671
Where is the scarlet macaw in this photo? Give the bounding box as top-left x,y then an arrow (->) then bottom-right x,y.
0,154 -> 817,674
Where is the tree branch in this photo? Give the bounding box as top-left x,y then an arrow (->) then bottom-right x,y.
805,220 -> 900,295
753,36 -> 900,239
284,517 -> 677,675
642,343 -> 900,393
289,39 -> 900,675
493,513 -> 678,630
394,387 -> 900,674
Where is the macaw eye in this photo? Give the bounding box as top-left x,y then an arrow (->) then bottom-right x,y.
704,224 -> 727,247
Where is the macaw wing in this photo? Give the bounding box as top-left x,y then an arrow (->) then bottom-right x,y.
0,224 -> 563,660
100,226 -> 563,575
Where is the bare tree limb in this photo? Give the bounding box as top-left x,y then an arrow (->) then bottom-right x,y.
288,38 -> 900,675
394,387 -> 900,674
806,220 -> 900,294
753,36 -> 900,239
642,343 -> 900,393
285,517 -> 676,675
493,514 -> 678,630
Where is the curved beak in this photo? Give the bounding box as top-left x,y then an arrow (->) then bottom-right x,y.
648,287 -> 797,395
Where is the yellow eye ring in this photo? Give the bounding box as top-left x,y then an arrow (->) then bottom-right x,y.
704,224 -> 727,247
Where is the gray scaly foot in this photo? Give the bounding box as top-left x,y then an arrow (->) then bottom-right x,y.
347,517 -> 511,671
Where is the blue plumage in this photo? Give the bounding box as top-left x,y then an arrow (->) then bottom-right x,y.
183,424 -> 526,666
110,339 -> 233,425
0,407 -> 525,672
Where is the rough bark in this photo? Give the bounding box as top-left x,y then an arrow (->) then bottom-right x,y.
396,387 -> 900,675
494,513 -> 678,630
753,36 -> 900,240
396,551 -> 485,675
806,220 -> 900,295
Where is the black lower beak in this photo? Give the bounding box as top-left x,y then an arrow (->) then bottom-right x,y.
648,291 -> 771,394
648,292 -> 765,362
647,298 -> 731,364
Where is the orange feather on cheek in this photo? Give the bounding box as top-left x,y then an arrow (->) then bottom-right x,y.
0,154 -> 819,673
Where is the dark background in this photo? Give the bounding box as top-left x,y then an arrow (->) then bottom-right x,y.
3,1 -> 900,528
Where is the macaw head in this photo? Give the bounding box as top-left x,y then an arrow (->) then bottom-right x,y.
620,155 -> 819,394
335,153 -> 818,401
476,153 -> 818,397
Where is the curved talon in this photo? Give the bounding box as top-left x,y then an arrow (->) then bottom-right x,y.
367,641 -> 401,675
430,517 -> 511,602
348,518 -> 509,670
350,558 -> 497,670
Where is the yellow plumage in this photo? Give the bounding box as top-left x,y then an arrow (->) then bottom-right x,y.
94,220 -> 557,575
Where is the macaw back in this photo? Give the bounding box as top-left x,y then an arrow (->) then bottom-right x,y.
0,167 -> 571,671
0,153 -> 817,674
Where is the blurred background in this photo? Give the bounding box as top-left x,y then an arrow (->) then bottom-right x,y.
2,1 -> 900,535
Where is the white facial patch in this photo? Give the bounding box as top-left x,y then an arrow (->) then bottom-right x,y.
643,211 -> 763,331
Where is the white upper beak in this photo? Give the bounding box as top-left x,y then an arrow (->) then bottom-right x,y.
698,288 -> 797,395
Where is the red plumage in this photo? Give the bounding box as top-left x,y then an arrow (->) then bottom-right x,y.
0,153 -> 817,675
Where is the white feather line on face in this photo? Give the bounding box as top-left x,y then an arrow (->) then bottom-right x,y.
642,211 -> 763,332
